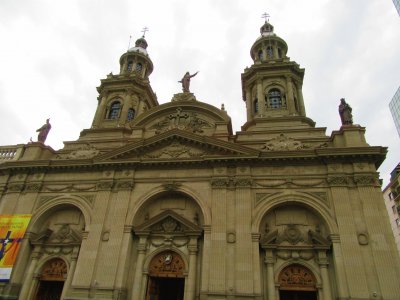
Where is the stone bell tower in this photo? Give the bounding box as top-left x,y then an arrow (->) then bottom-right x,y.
83,33 -> 158,141
241,19 -> 309,131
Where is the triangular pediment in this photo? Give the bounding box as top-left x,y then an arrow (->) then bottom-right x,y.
133,209 -> 202,236
94,129 -> 259,162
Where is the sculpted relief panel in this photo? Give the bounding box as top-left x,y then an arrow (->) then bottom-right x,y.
150,108 -> 212,135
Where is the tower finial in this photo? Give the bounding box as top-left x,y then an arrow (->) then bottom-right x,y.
261,12 -> 270,23
127,35 -> 132,51
141,26 -> 149,38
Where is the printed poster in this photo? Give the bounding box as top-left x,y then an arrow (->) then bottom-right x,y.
0,215 -> 31,281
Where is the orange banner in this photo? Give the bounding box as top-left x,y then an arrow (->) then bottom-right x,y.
0,215 -> 31,281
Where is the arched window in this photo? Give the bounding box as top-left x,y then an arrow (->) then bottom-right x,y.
108,101 -> 121,119
136,63 -> 142,72
127,108 -> 135,121
258,50 -> 263,60
267,89 -> 282,109
267,46 -> 273,59
127,61 -> 133,72
254,98 -> 259,113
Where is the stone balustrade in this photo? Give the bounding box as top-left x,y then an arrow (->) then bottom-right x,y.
0,144 -> 25,162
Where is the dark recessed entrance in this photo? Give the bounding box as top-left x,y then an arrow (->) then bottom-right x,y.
34,258 -> 67,300
34,280 -> 64,300
278,264 -> 318,300
146,277 -> 184,300
280,290 -> 318,300
146,251 -> 186,300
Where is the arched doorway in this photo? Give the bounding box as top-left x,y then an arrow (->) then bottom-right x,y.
34,258 -> 67,300
145,251 -> 185,300
278,264 -> 317,300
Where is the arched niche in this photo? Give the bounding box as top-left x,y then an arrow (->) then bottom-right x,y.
133,191 -> 204,227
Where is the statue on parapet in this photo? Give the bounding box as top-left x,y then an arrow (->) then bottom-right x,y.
338,98 -> 353,125
36,118 -> 52,143
179,71 -> 198,93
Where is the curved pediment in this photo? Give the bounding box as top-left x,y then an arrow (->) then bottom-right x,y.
94,129 -> 259,162
129,97 -> 232,140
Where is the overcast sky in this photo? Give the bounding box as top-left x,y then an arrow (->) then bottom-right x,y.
0,0 -> 399,186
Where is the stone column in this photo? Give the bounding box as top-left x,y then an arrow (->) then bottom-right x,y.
285,76 -> 295,114
18,246 -> 41,300
264,249 -> 275,300
200,225 -> 211,295
186,237 -> 199,300
72,179 -> 113,288
119,93 -> 131,124
257,80 -> 265,116
60,247 -> 79,300
252,233 -> 261,297
272,41 -> 279,59
330,234 -> 349,299
296,84 -> 306,116
92,93 -> 108,128
208,178 -> 228,293
114,225 -> 133,293
318,251 -> 333,300
131,235 -> 148,300
246,88 -> 252,120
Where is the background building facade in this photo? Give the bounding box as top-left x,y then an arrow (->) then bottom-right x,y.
382,164 -> 400,255
389,86 -> 400,138
0,21 -> 400,300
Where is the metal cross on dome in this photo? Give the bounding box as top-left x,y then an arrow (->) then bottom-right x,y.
141,27 -> 149,38
262,12 -> 270,23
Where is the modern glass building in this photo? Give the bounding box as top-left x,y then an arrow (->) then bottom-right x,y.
393,0 -> 400,15
389,86 -> 400,138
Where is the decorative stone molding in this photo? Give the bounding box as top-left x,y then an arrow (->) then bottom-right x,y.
227,231 -> 236,243
150,107 -> 212,134
144,141 -> 206,159
97,181 -> 114,191
162,182 -> 182,191
261,134 -> 311,151
37,194 -> 95,209
357,232 -> 369,245
6,183 -> 24,193
233,178 -> 253,187
114,181 -> 134,190
171,92 -> 196,102
327,176 -> 348,186
25,183 -> 42,192
276,250 -> 314,261
255,193 -> 278,204
56,144 -> 100,160
305,192 -> 329,206
353,175 -> 377,186
210,178 -> 230,188
44,184 -> 73,192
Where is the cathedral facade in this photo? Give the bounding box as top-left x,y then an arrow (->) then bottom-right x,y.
0,21 -> 399,300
